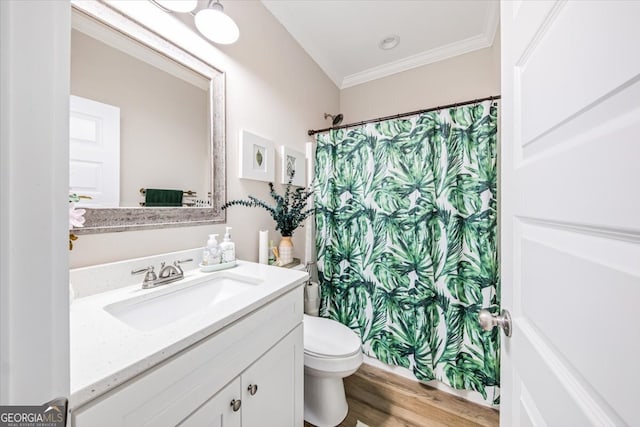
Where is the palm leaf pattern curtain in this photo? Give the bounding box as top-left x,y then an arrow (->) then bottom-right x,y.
314,101 -> 500,404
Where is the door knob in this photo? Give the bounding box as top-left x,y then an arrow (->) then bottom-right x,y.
230,399 -> 241,412
247,384 -> 258,396
478,309 -> 512,337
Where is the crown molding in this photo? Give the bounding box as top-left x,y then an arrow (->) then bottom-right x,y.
484,0 -> 500,47
340,5 -> 499,89
341,34 -> 493,89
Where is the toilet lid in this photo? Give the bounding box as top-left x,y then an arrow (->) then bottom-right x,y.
304,315 -> 361,358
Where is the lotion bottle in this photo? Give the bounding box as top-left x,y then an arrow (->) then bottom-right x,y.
220,227 -> 236,263
206,233 -> 221,265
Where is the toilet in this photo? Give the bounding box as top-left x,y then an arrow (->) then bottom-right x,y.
303,313 -> 363,427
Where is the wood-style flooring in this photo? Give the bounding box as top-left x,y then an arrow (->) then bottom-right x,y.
304,364 -> 499,427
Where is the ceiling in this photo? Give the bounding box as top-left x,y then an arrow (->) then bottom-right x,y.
261,0 -> 499,89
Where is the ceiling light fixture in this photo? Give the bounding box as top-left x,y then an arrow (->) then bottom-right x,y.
153,0 -> 198,13
195,1 -> 240,45
150,0 -> 239,45
379,35 -> 400,50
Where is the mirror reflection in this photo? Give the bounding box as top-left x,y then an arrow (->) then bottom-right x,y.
70,17 -> 211,208
69,2 -> 226,234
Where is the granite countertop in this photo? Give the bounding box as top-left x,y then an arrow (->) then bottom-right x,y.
70,258 -> 307,409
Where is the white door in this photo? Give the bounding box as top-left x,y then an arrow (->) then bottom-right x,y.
69,95 -> 120,207
500,1 -> 640,425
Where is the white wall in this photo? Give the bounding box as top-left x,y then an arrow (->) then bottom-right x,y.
69,1 -> 339,268
0,0 -> 69,404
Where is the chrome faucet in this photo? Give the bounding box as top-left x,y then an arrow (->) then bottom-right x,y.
132,258 -> 193,289
131,265 -> 158,288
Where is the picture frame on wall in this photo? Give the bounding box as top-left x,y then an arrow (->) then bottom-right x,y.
280,146 -> 306,187
239,129 -> 275,182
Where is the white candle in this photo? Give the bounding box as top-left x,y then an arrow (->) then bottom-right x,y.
258,230 -> 269,264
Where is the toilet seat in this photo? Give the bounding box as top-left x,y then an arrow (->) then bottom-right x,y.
303,314 -> 361,358
305,348 -> 360,358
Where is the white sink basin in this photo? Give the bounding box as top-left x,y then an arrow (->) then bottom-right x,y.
104,273 -> 260,331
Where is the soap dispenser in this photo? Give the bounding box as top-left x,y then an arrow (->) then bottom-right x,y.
204,233 -> 221,265
220,227 -> 236,263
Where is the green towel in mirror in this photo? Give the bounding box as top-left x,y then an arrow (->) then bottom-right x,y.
145,189 -> 183,207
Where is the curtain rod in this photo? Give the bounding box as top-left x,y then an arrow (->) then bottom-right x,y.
307,94 -> 501,136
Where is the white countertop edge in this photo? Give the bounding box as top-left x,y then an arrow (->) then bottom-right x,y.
70,261 -> 307,409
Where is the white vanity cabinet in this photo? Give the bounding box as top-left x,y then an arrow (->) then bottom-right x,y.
71,287 -> 304,427
180,325 -> 302,427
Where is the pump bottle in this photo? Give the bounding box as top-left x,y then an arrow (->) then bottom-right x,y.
203,234 -> 221,265
220,227 -> 236,263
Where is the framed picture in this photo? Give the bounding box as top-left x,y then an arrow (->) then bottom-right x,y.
280,146 -> 306,187
239,130 -> 275,182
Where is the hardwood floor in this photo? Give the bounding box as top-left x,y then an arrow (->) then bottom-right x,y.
304,364 -> 499,427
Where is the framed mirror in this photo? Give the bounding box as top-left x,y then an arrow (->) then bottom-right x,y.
70,1 -> 225,234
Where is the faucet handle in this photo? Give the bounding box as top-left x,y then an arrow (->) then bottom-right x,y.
131,266 -> 157,284
132,265 -> 154,275
173,258 -> 193,273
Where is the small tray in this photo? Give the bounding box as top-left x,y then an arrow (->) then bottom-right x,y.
199,260 -> 236,272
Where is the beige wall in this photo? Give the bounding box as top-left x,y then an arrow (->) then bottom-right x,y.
340,29 -> 501,123
70,1 -> 339,268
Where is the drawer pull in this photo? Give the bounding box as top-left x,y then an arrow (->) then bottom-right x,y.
230,399 -> 241,412
248,384 -> 258,396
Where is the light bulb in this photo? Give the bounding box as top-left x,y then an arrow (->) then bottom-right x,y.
195,7 -> 240,45
154,0 -> 198,13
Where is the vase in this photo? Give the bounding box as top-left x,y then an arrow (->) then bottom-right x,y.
279,236 -> 294,266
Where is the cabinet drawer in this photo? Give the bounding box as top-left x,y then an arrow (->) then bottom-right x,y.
72,287 -> 303,427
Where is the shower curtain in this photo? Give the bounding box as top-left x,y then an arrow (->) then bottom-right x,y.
314,100 -> 499,404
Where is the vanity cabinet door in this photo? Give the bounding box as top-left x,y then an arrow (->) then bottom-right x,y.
242,324 -> 303,427
178,377 -> 241,427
